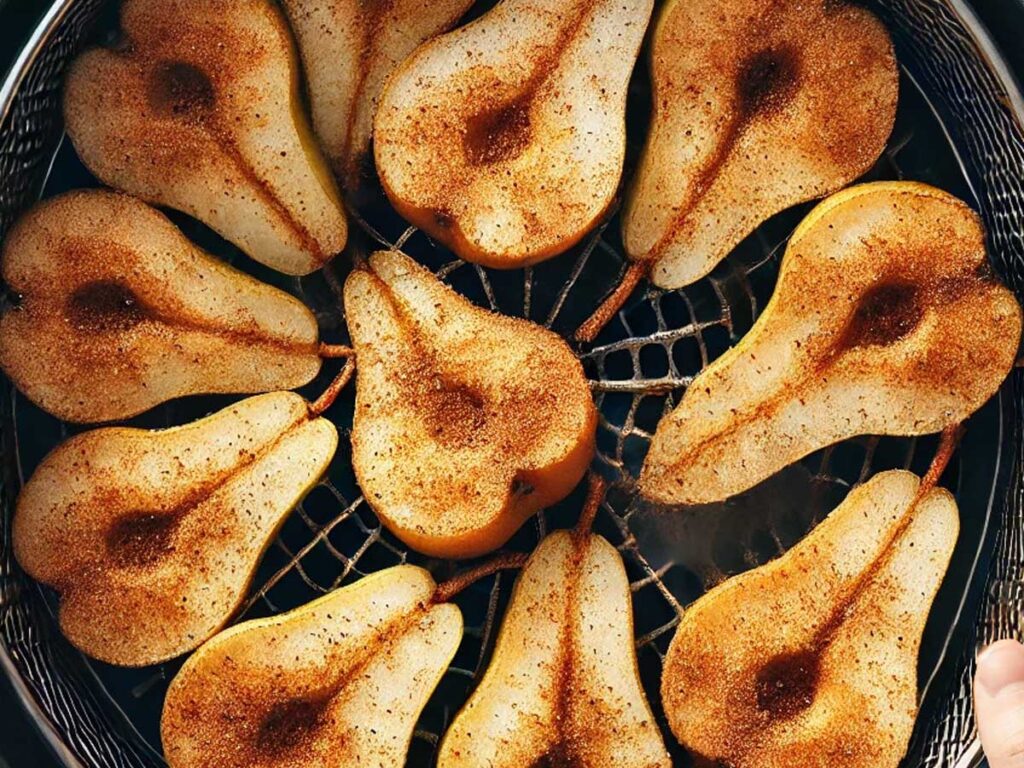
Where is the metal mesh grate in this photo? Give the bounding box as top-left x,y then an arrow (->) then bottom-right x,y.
66,71 -> 974,764
0,1 -> 1022,767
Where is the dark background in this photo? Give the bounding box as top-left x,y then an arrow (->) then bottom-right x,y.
0,0 -> 1021,766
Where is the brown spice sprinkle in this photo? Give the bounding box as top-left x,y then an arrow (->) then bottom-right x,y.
66,279 -> 150,334
161,566 -> 460,768
62,0 -> 346,276
625,0 -> 899,287
106,511 -> 183,569
462,95 -> 534,167
374,0 -> 654,267
147,60 -> 216,120
0,190 -> 321,424
661,471 -> 960,768
280,0 -> 475,191
841,280 -> 923,348
754,647 -> 821,720
736,45 -> 801,119
438,531 -> 671,767
345,250 -> 597,559
11,392 -> 337,667
640,183 -> 1024,506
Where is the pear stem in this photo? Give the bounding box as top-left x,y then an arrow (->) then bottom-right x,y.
574,472 -> 608,539
575,261 -> 651,344
917,423 -> 964,500
308,356 -> 356,417
318,343 -> 355,359
433,552 -> 531,604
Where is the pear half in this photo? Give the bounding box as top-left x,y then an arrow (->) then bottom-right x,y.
439,529 -> 671,768
345,250 -> 597,558
13,392 -> 337,666
662,470 -> 959,768
641,182 -> 1022,506
625,0 -> 898,288
281,0 -> 474,190
374,0 -> 654,268
162,565 -> 460,768
0,190 -> 323,424
63,0 -> 347,276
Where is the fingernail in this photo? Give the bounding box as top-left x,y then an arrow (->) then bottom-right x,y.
977,640 -> 1024,697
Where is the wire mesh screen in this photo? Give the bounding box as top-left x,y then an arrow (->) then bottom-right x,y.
1,1 -> 1023,767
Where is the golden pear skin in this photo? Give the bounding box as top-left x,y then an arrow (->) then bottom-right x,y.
374,0 -> 654,268
625,0 -> 898,288
345,250 -> 597,558
439,529 -> 671,768
281,0 -> 474,190
63,0 -> 347,276
661,470 -> 959,768
0,190 -> 323,424
13,392 -> 337,666
161,566 -> 461,768
641,182 -> 1022,505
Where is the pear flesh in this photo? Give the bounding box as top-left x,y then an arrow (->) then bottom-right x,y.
63,0 -> 347,276
161,565 -> 461,768
439,530 -> 671,768
281,0 -> 474,190
345,250 -> 597,558
0,190 -> 323,424
641,182 -> 1023,506
661,470 -> 959,768
374,0 -> 655,268
13,392 -> 337,666
625,0 -> 898,288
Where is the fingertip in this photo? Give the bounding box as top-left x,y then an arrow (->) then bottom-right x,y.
975,639 -> 1024,768
977,639 -> 1024,698
979,638 -> 1024,662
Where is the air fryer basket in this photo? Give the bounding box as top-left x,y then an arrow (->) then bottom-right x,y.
1,1 -> 1023,766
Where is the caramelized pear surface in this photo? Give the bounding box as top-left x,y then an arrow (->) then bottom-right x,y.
281,0 -> 473,190
13,392 -> 337,666
345,250 -> 597,558
162,566 -> 460,768
374,0 -> 654,268
439,530 -> 671,768
64,0 -> 347,275
0,190 -> 322,423
662,470 -> 959,768
625,0 -> 898,288
642,183 -> 1022,505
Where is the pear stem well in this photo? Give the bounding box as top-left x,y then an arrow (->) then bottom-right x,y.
574,472 -> 608,539
576,261 -> 651,344
308,356 -> 356,417
433,552 -> 531,604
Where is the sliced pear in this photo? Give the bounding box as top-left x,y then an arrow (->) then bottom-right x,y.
374,0 -> 654,268
162,565 -> 461,768
63,0 -> 347,275
641,182 -> 1022,506
281,0 -> 473,190
661,470 -> 959,768
344,250 -> 597,558
439,529 -> 671,768
13,392 -> 337,666
0,190 -> 325,424
624,0 -> 898,289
